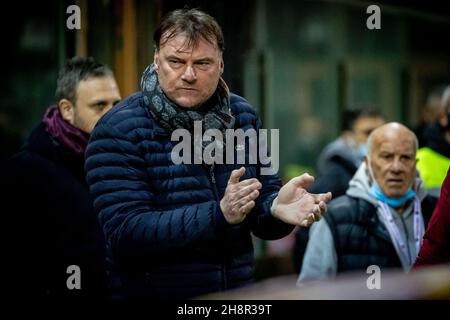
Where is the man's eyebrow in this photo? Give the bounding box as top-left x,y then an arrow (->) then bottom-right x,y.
194,57 -> 214,62
402,151 -> 415,156
165,54 -> 185,60
165,54 -> 214,62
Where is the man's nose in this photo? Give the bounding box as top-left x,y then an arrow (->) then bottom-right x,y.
390,158 -> 404,172
181,65 -> 196,82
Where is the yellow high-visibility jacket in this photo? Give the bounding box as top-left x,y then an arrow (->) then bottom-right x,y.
416,147 -> 450,196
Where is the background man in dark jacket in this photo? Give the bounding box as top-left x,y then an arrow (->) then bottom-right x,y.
85,8 -> 331,299
293,110 -> 385,273
5,56 -> 121,297
298,123 -> 436,282
310,109 -> 385,198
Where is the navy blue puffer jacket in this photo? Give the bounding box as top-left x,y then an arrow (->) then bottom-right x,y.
85,92 -> 293,299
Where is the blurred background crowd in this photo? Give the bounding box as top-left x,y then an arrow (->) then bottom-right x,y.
1,0 -> 449,291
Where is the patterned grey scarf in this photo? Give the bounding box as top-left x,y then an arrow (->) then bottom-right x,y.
140,64 -> 235,151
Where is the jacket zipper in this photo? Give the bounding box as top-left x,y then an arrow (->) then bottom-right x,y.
207,164 -> 227,291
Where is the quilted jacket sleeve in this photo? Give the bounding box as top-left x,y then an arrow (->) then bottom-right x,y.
85,122 -> 226,260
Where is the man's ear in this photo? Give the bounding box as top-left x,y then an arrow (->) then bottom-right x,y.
58,99 -> 75,124
219,58 -> 224,75
364,156 -> 372,184
438,110 -> 448,128
154,50 -> 159,70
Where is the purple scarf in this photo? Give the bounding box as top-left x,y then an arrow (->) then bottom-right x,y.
42,105 -> 90,155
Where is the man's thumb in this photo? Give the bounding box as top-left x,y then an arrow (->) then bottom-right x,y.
228,167 -> 246,184
289,173 -> 315,190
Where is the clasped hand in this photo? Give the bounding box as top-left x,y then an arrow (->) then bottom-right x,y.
220,168 -> 332,226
